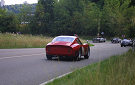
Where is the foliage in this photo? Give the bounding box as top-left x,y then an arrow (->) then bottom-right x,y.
30,0 -> 55,34
0,0 -> 135,38
17,4 -> 35,33
2,4 -> 37,34
32,0 -> 100,36
82,2 -> 101,35
101,0 -> 135,37
30,0 -> 135,38
0,8 -> 18,33
3,4 -> 36,14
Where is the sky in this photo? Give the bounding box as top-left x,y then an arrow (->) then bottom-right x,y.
3,0 -> 38,5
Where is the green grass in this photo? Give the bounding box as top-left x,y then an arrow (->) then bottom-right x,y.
46,50 -> 135,85
80,39 -> 94,46
0,33 -> 53,49
0,33 -> 94,49
89,43 -> 94,46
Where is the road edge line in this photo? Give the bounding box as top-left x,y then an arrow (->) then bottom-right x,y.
39,64 -> 90,85
0,53 -> 46,60
39,71 -> 73,85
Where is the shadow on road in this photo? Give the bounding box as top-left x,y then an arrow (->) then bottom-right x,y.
43,57 -> 86,62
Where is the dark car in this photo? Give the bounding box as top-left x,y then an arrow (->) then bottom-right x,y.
121,39 -> 133,47
93,37 -> 106,43
111,38 -> 121,43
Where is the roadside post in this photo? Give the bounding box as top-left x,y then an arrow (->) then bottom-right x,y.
132,40 -> 135,52
87,40 -> 89,43
101,32 -> 104,38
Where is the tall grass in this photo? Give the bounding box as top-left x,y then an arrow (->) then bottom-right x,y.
0,33 -> 53,49
0,33 -> 93,49
46,50 -> 135,85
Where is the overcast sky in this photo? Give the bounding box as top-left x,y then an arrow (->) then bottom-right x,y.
4,0 -> 38,5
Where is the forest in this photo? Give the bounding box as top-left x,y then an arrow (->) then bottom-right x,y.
0,0 -> 135,38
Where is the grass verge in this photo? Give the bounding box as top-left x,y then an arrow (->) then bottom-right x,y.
80,39 -> 94,46
0,33 -> 53,49
0,33 -> 94,49
46,50 -> 135,85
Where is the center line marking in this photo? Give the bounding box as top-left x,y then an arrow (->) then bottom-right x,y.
0,53 -> 46,60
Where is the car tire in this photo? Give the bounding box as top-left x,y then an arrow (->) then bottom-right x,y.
84,47 -> 90,59
121,45 -> 123,47
46,54 -> 52,60
75,48 -> 82,61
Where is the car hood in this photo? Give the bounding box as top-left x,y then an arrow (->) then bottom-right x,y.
122,40 -> 131,42
47,41 -> 73,46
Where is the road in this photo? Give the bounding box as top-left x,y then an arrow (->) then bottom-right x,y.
0,42 -> 130,85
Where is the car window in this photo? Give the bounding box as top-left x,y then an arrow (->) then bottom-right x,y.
52,37 -> 75,42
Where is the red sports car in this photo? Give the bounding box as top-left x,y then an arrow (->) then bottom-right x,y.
46,35 -> 90,60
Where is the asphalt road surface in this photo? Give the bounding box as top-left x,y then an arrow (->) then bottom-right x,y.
0,42 -> 130,85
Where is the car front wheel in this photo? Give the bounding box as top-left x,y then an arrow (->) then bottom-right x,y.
84,47 -> 90,59
74,49 -> 82,61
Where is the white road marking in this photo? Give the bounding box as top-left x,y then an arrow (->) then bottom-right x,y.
39,65 -> 89,85
39,71 -> 73,85
0,53 -> 45,60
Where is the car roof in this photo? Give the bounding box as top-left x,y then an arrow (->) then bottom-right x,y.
56,36 -> 77,39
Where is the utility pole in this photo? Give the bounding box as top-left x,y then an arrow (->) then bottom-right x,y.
98,18 -> 100,36
97,10 -> 101,37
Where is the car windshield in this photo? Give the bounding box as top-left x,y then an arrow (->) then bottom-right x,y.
123,39 -> 128,41
123,39 -> 131,42
52,37 -> 75,42
113,38 -> 118,40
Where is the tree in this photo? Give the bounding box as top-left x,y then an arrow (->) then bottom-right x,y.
30,0 -> 135,38
53,0 -> 85,35
17,4 -> 34,33
101,0 -> 132,37
82,2 -> 101,35
0,8 -> 18,33
124,6 -> 135,38
33,0 -> 55,34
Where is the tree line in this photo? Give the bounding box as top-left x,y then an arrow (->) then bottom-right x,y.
0,0 -> 135,38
